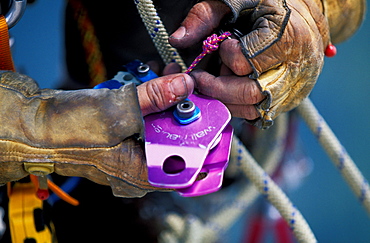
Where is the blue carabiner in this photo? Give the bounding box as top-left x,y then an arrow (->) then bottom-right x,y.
2,0 -> 27,29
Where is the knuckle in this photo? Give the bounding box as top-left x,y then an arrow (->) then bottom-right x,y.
230,62 -> 249,76
239,81 -> 262,105
221,40 -> 250,76
189,3 -> 211,28
249,82 -> 263,104
146,80 -> 166,113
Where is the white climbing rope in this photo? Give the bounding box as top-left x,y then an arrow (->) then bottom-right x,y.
159,114 -> 295,243
297,98 -> 370,214
158,128 -> 318,243
200,114 -> 290,242
134,0 -> 187,71
232,135 -> 317,243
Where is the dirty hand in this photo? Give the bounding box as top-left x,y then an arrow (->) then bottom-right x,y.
138,66 -> 194,116
170,0 -> 330,129
0,71 -> 193,197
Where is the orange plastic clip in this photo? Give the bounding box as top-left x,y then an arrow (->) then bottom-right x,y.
30,174 -> 80,206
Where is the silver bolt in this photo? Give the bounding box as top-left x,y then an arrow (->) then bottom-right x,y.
137,64 -> 150,74
176,100 -> 196,119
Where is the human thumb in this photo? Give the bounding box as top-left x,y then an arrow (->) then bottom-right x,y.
137,73 -> 195,116
169,1 -> 231,49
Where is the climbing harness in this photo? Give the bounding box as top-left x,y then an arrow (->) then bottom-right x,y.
134,0 -> 370,242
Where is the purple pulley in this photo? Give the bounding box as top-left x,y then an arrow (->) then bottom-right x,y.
144,94 -> 233,197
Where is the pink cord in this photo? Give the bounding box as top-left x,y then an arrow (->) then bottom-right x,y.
185,32 -> 231,74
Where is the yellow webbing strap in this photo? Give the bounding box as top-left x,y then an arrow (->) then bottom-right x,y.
8,182 -> 53,243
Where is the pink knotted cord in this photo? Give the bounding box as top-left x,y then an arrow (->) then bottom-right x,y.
185,32 -> 231,74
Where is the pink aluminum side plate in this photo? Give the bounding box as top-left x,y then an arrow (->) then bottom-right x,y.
144,94 -> 232,189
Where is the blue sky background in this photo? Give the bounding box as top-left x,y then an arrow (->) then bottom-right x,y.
8,1 -> 370,242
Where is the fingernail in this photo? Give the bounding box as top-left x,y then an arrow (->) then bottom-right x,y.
170,75 -> 188,98
171,26 -> 186,39
188,72 -> 198,90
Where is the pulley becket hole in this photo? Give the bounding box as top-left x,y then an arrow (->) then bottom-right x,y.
163,156 -> 186,174
197,172 -> 208,180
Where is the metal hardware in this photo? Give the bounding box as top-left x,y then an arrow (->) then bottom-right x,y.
24,162 -> 54,176
173,99 -> 201,125
145,94 -> 233,197
94,60 -> 234,197
137,63 -> 150,74
1,0 -> 27,29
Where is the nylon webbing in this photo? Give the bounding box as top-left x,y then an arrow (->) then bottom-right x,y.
0,15 -> 15,71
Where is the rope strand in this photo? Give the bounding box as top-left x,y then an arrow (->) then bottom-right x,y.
134,0 -> 187,71
185,32 -> 231,74
297,98 -> 370,214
